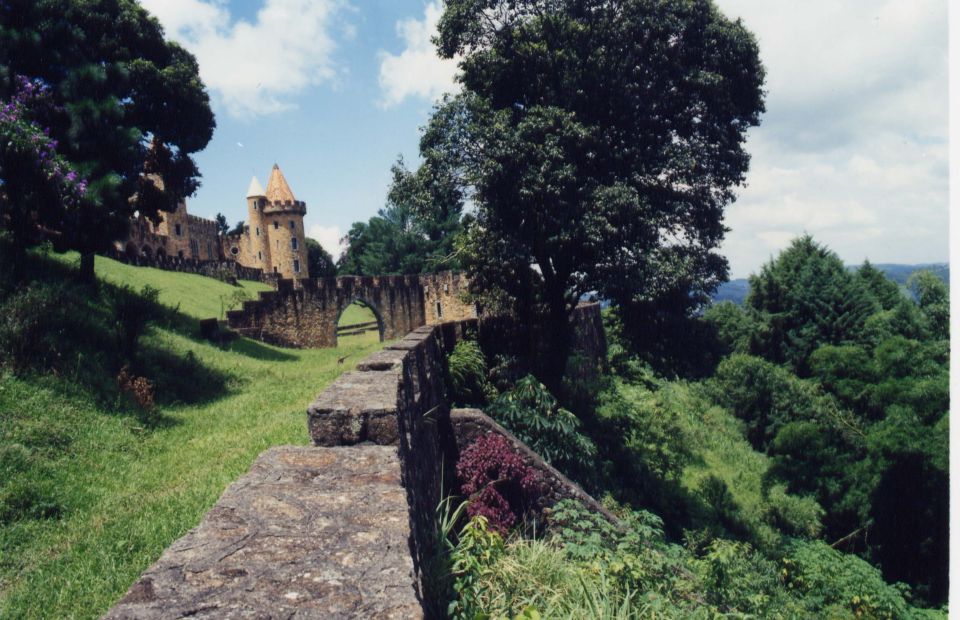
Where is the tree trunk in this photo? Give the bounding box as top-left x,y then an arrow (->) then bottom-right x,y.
79,252 -> 96,282
538,288 -> 574,396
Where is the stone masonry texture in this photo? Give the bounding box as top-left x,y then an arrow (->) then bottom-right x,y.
226,273 -> 478,349
104,446 -> 423,620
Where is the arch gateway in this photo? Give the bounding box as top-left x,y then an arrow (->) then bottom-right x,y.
225,272 -> 476,349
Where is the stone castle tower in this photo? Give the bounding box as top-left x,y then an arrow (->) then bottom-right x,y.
223,164 -> 309,280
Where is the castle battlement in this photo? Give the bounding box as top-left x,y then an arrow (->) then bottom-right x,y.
118,163 -> 310,279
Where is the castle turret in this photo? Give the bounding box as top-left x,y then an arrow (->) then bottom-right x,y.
261,164 -> 308,279
246,176 -> 271,270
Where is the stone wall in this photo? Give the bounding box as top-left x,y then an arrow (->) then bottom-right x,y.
225,272 -> 478,349
306,304 -> 611,608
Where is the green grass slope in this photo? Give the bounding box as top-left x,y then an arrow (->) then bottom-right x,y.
0,255 -> 385,619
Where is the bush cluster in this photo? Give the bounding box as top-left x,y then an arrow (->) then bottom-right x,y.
456,433 -> 541,533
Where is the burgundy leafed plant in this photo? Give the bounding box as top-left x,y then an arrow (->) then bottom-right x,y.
456,433 -> 541,533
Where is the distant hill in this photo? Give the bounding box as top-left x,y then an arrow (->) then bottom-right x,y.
712,263 -> 949,305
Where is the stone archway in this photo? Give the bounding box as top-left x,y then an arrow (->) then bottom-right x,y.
333,298 -> 385,347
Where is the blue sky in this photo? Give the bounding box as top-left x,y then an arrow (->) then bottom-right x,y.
139,0 -> 948,278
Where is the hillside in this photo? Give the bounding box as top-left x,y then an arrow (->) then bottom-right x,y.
0,253 -> 385,619
713,263 -> 949,305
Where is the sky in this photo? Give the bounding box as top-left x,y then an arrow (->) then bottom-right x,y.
137,0 -> 948,278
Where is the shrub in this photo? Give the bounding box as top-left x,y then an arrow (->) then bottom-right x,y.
762,484 -> 823,539
780,539 -> 919,619
0,281 -> 73,371
456,433 -> 541,533
448,515 -> 505,619
110,284 -> 160,361
486,375 -> 597,475
117,365 -> 156,414
446,339 -> 495,406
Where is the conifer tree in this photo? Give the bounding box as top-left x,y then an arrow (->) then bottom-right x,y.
0,0 -> 215,278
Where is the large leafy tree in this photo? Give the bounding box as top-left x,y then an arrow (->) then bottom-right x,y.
0,0 -> 215,277
435,0 -> 765,386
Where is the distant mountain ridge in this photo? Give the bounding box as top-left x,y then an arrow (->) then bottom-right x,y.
712,263 -> 949,305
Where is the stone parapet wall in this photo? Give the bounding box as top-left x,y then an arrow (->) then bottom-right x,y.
306,304 -> 610,605
106,249 -> 271,284
104,446 -> 424,619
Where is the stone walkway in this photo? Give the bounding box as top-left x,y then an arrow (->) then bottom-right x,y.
104,446 -> 422,619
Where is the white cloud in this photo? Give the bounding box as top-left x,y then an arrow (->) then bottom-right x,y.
378,1 -> 459,108
307,224 -> 344,259
713,0 -> 948,276
139,0 -> 345,119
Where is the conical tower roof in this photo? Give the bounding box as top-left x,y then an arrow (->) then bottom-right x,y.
246,176 -> 265,198
265,163 -> 296,203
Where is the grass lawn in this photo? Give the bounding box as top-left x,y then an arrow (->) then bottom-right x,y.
0,254 -> 386,619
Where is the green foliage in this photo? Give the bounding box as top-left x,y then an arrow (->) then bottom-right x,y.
780,539 -> 931,619
486,375 -> 597,476
707,354 -> 852,451
109,284 -> 161,362
338,156 -> 463,275
446,339 -> 495,407
448,515 -> 505,620
747,236 -> 879,373
907,270 -> 949,340
702,300 -> 759,356
0,281 -> 76,372
305,238 -> 337,278
856,261 -> 904,311
430,0 -> 765,386
0,0 -> 215,265
595,381 -> 691,486
762,484 -> 823,539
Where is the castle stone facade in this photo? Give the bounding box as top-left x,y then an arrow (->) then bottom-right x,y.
118,164 -> 309,279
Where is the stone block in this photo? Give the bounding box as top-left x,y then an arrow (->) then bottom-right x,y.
356,349 -> 409,372
307,371 -> 400,446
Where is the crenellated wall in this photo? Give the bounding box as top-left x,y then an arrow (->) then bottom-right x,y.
225,272 -> 478,349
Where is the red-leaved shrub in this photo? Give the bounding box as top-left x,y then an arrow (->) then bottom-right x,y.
456,433 -> 541,533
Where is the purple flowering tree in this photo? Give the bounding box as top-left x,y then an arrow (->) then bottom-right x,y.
0,76 -> 88,272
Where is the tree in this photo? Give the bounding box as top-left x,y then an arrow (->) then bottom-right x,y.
907,270 -> 949,340
215,213 -> 229,236
856,261 -> 902,311
338,155 -> 465,275
305,238 -> 336,278
746,236 -> 877,374
0,0 -> 215,278
435,0 -> 765,388
0,77 -> 88,276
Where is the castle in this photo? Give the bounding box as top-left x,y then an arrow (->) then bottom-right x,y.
118,164 -> 309,280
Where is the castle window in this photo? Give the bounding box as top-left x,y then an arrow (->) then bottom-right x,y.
291,237 -> 299,250
436,301 -> 443,318
293,259 -> 301,274
289,221 -> 295,230
273,221 -> 279,230
258,251 -> 262,261
175,224 -> 182,237
273,266 -> 278,274
256,227 -> 260,237
230,246 -> 239,256
190,239 -> 200,257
